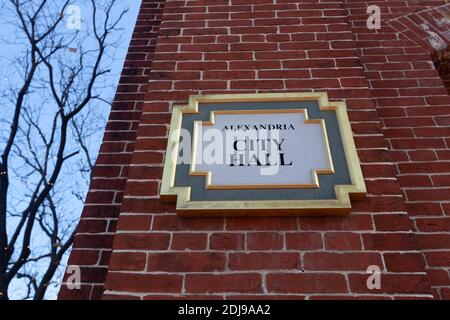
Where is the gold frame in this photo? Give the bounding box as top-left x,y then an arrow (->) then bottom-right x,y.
160,92 -> 366,217
190,109 -> 335,190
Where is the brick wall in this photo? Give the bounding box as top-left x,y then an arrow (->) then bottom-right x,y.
59,0 -> 166,300
344,0 -> 450,299
434,47 -> 450,95
61,0 -> 450,300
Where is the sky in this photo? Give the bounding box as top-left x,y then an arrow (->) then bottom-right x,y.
0,0 -> 142,300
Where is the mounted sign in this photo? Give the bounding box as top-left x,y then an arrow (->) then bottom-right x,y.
160,92 -> 366,216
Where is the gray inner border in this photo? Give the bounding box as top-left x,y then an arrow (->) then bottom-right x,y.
174,101 -> 351,201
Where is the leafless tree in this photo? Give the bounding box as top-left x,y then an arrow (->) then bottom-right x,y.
0,0 -> 128,300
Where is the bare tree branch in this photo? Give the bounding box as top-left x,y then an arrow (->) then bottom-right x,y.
0,0 -> 128,300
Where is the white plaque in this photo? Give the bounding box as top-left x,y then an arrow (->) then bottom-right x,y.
192,110 -> 334,189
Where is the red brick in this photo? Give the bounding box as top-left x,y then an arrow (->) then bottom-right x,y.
259,70 -> 310,79
228,253 -> 300,270
352,196 -> 407,213
399,162 -> 450,174
365,179 -> 401,195
76,219 -> 108,233
416,234 -> 450,249
408,150 -> 437,161
73,234 -> 114,249
432,175 -> 450,187
285,232 -> 323,250
228,294 -> 305,300
131,151 -> 164,164
361,165 -> 397,178
348,274 -> 431,295
266,273 -> 348,294
121,199 -> 174,213
298,215 -> 373,231
383,253 -> 426,272
124,181 -> 159,196
406,202 -> 442,216
406,188 -> 450,201
247,232 -> 283,250
126,166 -> 163,180
425,252 -> 450,267
203,70 -> 255,80
102,294 -> 140,300
171,233 -> 207,250
90,178 -> 127,190
152,215 -> 224,231
309,295 -> 392,300
185,274 -> 263,293
64,0 -> 450,301
105,273 -> 183,293
114,233 -> 170,250
373,214 -> 412,231
210,233 -> 245,250
441,288 -> 450,300
116,215 -> 152,231
59,285 -> 93,300
67,250 -> 100,266
142,294 -> 224,300
362,233 -> 416,251
147,252 -> 225,272
426,269 -> 450,287
304,252 -> 383,271
226,217 -> 298,231
133,138 -> 168,151
397,175 -> 433,187
76,266 -> 108,283
391,138 -> 445,149
85,191 -> 116,204
231,80 -> 284,90
324,232 -> 362,250
415,218 -> 450,232
109,252 -> 147,271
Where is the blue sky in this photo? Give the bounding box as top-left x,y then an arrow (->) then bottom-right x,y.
0,0 -> 142,299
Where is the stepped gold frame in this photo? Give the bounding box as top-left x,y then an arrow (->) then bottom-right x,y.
160,92 -> 366,217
